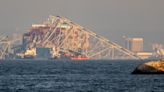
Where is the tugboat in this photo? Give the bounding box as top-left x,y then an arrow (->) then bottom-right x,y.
71,56 -> 89,60
71,55 -> 89,60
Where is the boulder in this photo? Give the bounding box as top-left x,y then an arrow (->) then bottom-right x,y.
132,60 -> 164,74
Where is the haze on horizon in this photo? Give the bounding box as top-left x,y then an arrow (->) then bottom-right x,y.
0,0 -> 164,51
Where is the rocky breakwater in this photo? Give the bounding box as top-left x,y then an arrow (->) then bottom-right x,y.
132,60 -> 164,74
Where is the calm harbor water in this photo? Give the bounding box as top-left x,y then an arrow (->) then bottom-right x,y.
0,60 -> 164,92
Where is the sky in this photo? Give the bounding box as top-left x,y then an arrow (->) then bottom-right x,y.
0,0 -> 164,51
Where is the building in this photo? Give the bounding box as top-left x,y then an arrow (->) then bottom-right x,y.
126,38 -> 143,53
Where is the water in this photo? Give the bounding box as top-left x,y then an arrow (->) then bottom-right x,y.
0,60 -> 164,92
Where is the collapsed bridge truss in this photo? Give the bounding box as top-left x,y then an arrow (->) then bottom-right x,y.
0,35 -> 11,59
0,34 -> 22,59
23,16 -> 141,60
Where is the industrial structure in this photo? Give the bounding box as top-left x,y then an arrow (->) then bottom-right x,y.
1,15 -> 159,60
152,44 -> 164,58
123,37 -> 153,59
124,37 -> 144,53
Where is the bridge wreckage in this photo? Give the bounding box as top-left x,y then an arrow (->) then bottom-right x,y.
0,16 -> 141,60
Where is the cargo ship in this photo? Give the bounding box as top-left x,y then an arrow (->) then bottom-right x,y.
16,47 -> 90,60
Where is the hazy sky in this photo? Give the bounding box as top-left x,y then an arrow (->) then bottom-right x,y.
0,0 -> 164,50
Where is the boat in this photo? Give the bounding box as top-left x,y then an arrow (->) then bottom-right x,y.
71,57 -> 89,60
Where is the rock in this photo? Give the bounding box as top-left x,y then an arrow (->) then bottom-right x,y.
132,60 -> 164,74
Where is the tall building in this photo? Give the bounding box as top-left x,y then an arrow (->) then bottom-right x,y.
126,38 -> 143,52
